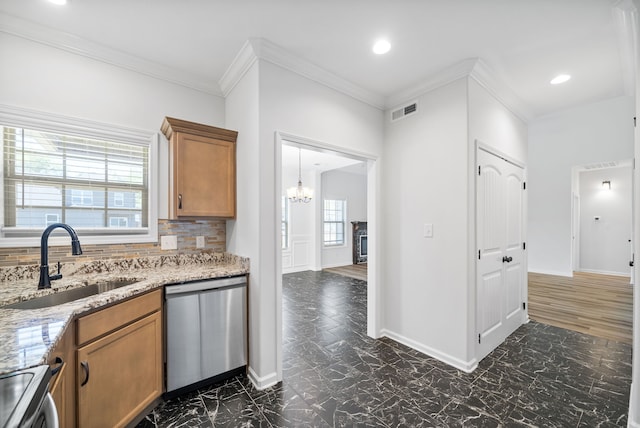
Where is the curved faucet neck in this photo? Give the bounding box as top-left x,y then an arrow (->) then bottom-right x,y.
38,223 -> 82,289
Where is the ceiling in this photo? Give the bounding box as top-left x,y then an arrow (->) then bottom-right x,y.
0,0 -> 634,119
281,143 -> 365,175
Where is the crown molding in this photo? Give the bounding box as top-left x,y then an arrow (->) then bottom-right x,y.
0,13 -> 223,96
385,58 -> 478,110
613,0 -> 638,97
218,39 -> 259,97
219,38 -> 386,109
2,11 -> 534,119
469,59 -> 533,122
385,58 -> 532,122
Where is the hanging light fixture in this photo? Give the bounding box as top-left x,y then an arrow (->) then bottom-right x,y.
287,148 -> 313,203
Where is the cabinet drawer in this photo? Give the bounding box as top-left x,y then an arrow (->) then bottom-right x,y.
77,289 -> 161,346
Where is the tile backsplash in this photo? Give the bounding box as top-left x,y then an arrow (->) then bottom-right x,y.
0,219 -> 226,267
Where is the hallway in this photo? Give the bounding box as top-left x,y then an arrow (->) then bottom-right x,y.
139,271 -> 631,426
528,271 -> 633,344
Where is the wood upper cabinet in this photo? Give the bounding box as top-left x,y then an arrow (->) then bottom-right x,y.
161,117 -> 238,219
76,289 -> 162,428
48,322 -> 76,428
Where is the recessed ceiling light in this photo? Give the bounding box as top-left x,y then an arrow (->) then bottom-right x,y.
48,0 -> 68,4
550,74 -> 571,85
372,39 -> 391,55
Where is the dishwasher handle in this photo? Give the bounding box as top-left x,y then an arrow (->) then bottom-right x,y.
165,276 -> 246,296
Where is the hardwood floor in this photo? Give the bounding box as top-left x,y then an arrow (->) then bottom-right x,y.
528,271 -> 633,344
320,267 -> 632,343
323,264 -> 367,281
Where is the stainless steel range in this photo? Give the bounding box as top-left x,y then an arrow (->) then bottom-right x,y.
0,365 -> 58,428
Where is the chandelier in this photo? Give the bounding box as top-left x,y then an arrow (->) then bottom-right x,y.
287,147 -> 313,203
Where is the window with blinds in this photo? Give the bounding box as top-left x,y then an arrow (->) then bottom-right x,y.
323,199 -> 346,246
0,108 -> 156,244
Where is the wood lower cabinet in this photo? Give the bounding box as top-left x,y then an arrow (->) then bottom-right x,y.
76,289 -> 163,428
48,322 -> 76,428
161,117 -> 238,219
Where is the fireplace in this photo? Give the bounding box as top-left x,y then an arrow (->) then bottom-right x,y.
351,221 -> 367,264
359,235 -> 368,258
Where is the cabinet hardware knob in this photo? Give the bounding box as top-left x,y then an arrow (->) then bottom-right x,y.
80,361 -> 90,386
178,194 -> 182,209
50,356 -> 64,377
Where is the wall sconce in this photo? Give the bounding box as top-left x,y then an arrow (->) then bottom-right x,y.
602,180 -> 611,190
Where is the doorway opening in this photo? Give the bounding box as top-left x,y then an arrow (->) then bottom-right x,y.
527,159 -> 635,345
571,159 -> 633,278
275,131 -> 379,381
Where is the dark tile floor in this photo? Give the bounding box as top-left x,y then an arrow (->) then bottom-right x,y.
137,271 -> 632,427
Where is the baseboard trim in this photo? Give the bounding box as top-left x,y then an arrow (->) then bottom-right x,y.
527,268 -> 573,277
247,366 -> 279,390
576,268 -> 631,277
282,266 -> 312,274
380,329 -> 478,373
321,262 -> 356,269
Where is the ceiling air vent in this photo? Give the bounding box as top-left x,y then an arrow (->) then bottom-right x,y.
584,161 -> 619,170
391,102 -> 418,122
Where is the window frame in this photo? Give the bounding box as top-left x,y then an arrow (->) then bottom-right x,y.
0,104 -> 158,248
281,196 -> 289,250
323,199 -> 347,247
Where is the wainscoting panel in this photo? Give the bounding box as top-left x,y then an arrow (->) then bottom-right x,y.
292,240 -> 310,267
283,235 -> 313,274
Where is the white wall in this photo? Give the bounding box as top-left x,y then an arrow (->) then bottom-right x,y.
578,167 -> 632,275
281,166 -> 318,273
528,96 -> 634,276
382,78 -> 470,368
0,34 -> 224,132
0,33 -> 226,220
321,169 -> 367,268
382,76 -> 527,371
467,78 -> 528,364
224,61 -> 263,379
227,58 -> 384,388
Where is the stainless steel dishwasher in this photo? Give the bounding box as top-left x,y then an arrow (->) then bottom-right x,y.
164,275 -> 247,397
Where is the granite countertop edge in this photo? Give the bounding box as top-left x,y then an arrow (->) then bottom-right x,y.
0,252 -> 249,375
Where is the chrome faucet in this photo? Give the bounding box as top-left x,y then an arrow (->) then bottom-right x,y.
38,223 -> 83,289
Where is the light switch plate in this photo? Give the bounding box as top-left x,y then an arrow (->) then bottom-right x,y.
196,236 -> 205,248
161,235 -> 178,250
424,223 -> 433,238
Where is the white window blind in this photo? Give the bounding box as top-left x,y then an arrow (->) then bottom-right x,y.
323,199 -> 346,246
0,104 -> 158,246
2,126 -> 148,234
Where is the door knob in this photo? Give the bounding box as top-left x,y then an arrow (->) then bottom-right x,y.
502,256 -> 513,263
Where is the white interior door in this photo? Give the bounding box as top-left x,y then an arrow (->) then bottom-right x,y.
477,148 -> 526,360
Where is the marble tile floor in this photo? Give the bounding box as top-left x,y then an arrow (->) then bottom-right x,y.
137,271 -> 632,427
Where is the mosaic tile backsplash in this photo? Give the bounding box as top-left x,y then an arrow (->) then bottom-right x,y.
0,219 -> 226,267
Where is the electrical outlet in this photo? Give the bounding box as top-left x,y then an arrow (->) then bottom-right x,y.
196,236 -> 205,248
161,235 -> 178,250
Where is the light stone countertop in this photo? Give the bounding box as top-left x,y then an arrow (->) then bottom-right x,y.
0,252 -> 249,375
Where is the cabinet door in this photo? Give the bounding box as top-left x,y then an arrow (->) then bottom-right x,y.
77,311 -> 162,428
48,323 -> 75,428
175,133 -> 236,218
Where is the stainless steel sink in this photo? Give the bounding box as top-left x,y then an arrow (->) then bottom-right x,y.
2,279 -> 139,310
